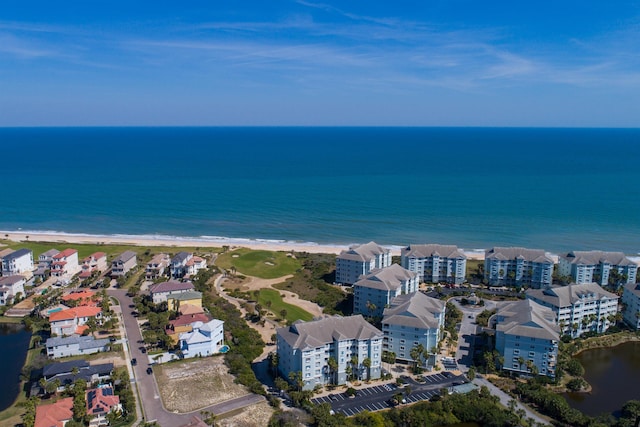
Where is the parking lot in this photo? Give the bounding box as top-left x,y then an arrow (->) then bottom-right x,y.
311,371 -> 465,417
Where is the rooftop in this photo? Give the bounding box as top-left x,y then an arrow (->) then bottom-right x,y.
485,247 -> 554,264
496,299 -> 560,341
337,241 -> 390,262
383,291 -> 445,330
49,306 -> 101,322
35,397 -> 73,427
113,250 -> 136,263
3,248 -> 32,261
526,282 -> 618,308
562,250 -> 637,267
149,280 -> 195,294
354,264 -> 417,291
401,244 -> 466,259
54,248 -> 78,259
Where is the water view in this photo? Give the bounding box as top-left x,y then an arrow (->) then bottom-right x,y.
0,324 -> 31,412
565,341 -> 640,417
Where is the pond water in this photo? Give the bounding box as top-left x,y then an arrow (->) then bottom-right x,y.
0,323 -> 31,411
564,341 -> 640,417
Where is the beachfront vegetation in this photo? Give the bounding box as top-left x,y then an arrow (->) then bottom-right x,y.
272,252 -> 351,316
215,248 -> 301,279
253,288 -> 313,322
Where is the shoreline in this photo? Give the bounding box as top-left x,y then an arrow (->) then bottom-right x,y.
0,230 -> 487,260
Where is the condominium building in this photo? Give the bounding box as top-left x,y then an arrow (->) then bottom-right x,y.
558,250 -> 637,287
382,292 -> 445,362
401,244 -> 467,284
526,283 -> 619,338
335,241 -> 391,285
621,282 -> 640,330
276,315 -> 383,390
353,264 -> 418,318
484,247 -> 554,288
494,299 -> 559,378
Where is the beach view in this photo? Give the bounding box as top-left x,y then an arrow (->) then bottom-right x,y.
1,2 -> 639,427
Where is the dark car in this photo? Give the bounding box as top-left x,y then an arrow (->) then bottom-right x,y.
140,346 -> 147,354
109,336 -> 117,342
146,367 -> 153,375
131,358 -> 137,366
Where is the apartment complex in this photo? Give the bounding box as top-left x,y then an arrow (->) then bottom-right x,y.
558,250 -> 637,286
484,247 -> 554,288
494,299 -> 559,378
401,244 -> 467,285
353,264 -> 418,318
276,315 -> 383,390
526,283 -> 619,338
621,282 -> 640,330
382,292 -> 445,363
335,242 -> 391,285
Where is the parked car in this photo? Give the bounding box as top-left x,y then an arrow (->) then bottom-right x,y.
131,358 -> 137,366
146,367 -> 153,375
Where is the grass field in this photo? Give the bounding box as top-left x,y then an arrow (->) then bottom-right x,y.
216,249 -> 301,279
255,288 -> 313,322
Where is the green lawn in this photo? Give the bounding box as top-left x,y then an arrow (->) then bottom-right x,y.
255,288 -> 313,322
216,249 -> 301,279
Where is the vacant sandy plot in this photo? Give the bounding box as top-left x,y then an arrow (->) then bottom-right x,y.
155,357 -> 249,413
218,401 -> 273,427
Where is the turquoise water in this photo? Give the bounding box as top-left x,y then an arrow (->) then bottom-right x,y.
0,127 -> 639,254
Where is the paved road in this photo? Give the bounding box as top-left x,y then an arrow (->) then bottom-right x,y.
311,372 -> 467,416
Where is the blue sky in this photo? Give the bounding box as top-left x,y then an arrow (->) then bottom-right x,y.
1,1 -> 639,126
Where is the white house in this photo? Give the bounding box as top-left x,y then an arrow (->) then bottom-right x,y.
179,319 -> 225,358
49,306 -> 103,336
401,244 -> 467,285
111,251 -> 137,277
335,242 -> 391,285
0,275 -> 26,305
145,253 -> 170,280
382,292 -> 445,363
526,283 -> 619,338
1,248 -> 34,277
170,252 -> 193,278
34,248 -> 60,279
185,256 -> 207,278
353,264 -> 418,318
494,299 -> 559,378
46,335 -> 111,359
485,247 -> 554,289
51,249 -> 80,278
276,315 -> 383,390
79,252 -> 108,279
622,282 -> 640,330
558,250 -> 638,287
148,281 -> 195,304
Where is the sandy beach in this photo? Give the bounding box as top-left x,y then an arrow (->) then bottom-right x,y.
0,230 -> 486,260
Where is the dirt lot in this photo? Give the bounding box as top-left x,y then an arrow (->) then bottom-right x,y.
218,401 -> 273,427
155,356 -> 250,413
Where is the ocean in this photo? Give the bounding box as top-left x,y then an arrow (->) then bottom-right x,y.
1,127 -> 639,254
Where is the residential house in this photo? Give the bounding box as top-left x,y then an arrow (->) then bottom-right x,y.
0,275 -> 26,306
80,252 -> 108,279
34,248 -> 59,280
494,299 -> 559,378
276,315 -> 383,390
1,248 -> 34,277
35,397 -> 73,427
166,312 -> 212,344
185,255 -> 207,278
382,292 -> 445,363
50,306 -> 102,336
51,249 -> 80,278
526,282 -> 619,338
149,281 -> 195,304
179,319 -> 225,358
485,247 -> 554,289
167,291 -> 203,312
46,335 -> 110,359
43,360 -> 113,391
111,251 -> 137,277
86,386 -> 121,427
558,250 -> 638,287
401,244 -> 467,284
622,282 -> 640,330
62,290 -> 98,306
170,252 -> 193,278
335,242 -> 392,285
353,264 -> 418,318
145,253 -> 170,280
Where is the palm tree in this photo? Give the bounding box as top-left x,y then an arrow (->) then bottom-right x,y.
350,355 -> 359,381
327,357 -> 338,385
362,357 -> 371,381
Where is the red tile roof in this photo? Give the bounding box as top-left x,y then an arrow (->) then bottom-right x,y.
53,248 -> 77,259
169,313 -> 211,329
86,387 -> 120,416
50,306 -> 102,322
62,290 -> 96,302
35,397 -> 73,427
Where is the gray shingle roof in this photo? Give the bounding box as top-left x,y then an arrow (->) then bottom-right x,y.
624,281 -> 640,297
562,250 -> 637,267
40,249 -> 60,258
277,315 -> 382,351
172,251 -> 192,263
167,291 -> 202,301
486,247 -> 554,264
496,299 -> 559,341
3,248 -> 32,261
401,244 -> 466,259
149,281 -> 195,294
46,335 -> 110,350
0,275 -> 25,286
382,292 -> 445,330
337,242 -> 390,262
526,282 -> 618,308
113,250 -> 136,263
354,264 -> 417,291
